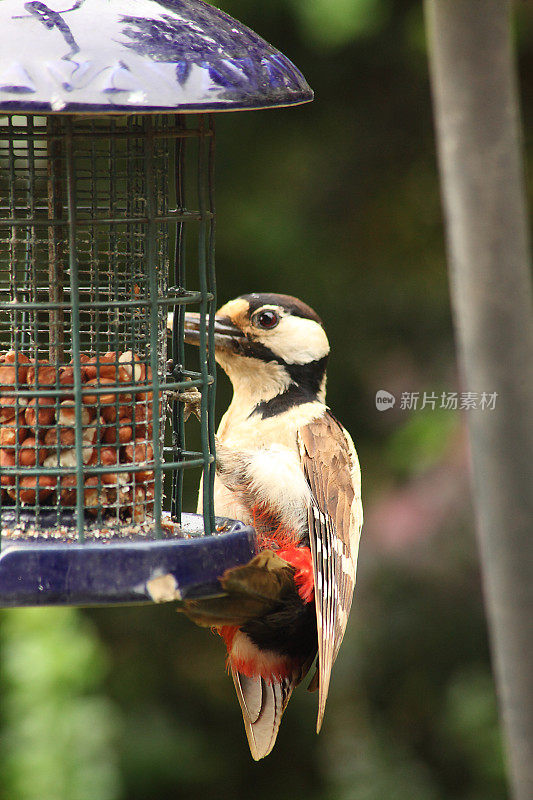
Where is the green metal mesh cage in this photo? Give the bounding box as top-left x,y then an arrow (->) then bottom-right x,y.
0,113 -> 216,543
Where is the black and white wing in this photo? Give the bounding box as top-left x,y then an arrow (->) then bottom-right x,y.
297,411 -> 363,731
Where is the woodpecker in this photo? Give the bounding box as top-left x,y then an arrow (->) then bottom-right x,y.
172,293 -> 363,760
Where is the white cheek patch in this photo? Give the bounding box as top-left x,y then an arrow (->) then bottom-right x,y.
264,316 -> 330,365
216,354 -> 292,407
246,445 -> 311,532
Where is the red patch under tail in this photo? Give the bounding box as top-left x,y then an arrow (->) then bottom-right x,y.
215,504 -> 315,680
250,503 -> 315,605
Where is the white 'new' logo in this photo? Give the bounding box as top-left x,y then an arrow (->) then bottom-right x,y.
375,390 -> 396,411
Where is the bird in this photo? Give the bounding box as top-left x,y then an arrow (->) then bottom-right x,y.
171,293 -> 363,760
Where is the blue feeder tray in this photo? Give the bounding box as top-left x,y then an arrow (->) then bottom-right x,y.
0,514 -> 258,607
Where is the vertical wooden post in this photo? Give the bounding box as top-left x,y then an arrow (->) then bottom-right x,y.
425,3 -> 533,799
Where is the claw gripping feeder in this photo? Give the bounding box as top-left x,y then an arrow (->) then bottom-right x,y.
0,0 -> 312,605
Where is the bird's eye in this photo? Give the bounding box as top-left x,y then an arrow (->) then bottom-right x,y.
253,309 -> 280,330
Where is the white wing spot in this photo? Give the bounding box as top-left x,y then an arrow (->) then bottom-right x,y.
341,554 -> 356,581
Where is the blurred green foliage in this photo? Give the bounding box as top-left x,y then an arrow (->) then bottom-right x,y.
1,0 -> 532,798
288,0 -> 392,48
387,408 -> 458,480
0,608 -> 121,800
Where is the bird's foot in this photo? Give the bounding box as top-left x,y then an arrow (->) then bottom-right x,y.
172,377 -> 202,421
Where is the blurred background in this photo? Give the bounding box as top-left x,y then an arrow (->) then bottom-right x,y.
1,1 -> 532,798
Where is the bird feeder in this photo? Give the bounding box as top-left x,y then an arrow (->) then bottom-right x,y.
0,0 -> 312,605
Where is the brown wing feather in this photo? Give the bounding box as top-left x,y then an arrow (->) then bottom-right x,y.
298,411 -> 363,732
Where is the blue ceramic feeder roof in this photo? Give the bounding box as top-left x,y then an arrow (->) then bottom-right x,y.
0,0 -> 313,113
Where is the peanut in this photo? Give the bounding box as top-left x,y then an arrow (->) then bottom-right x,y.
58,366 -> 75,387
0,395 -> 27,423
19,437 -> 48,467
0,358 -> 30,386
101,402 -> 131,424
0,412 -> 28,447
82,378 -> 130,409
58,473 -> 77,506
0,448 -> 15,486
43,447 -> 94,468
137,365 -> 153,402
102,420 -> 133,445
119,351 -> 143,383
82,423 -> 98,445
44,426 -> 76,448
57,400 -> 92,427
82,353 -> 119,381
83,476 -> 101,515
98,447 -> 119,467
25,397 -> 55,428
101,471 -> 130,487
8,475 -> 56,504
134,468 -> 155,484
81,445 -> 94,465
26,364 -> 57,387
124,440 -> 154,464
131,402 -> 153,437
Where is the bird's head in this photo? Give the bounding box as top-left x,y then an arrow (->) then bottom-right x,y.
178,293 -> 330,413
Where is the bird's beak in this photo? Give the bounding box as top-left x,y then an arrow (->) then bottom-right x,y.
168,311 -> 245,352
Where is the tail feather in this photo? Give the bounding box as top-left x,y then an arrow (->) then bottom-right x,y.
232,670 -> 294,760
